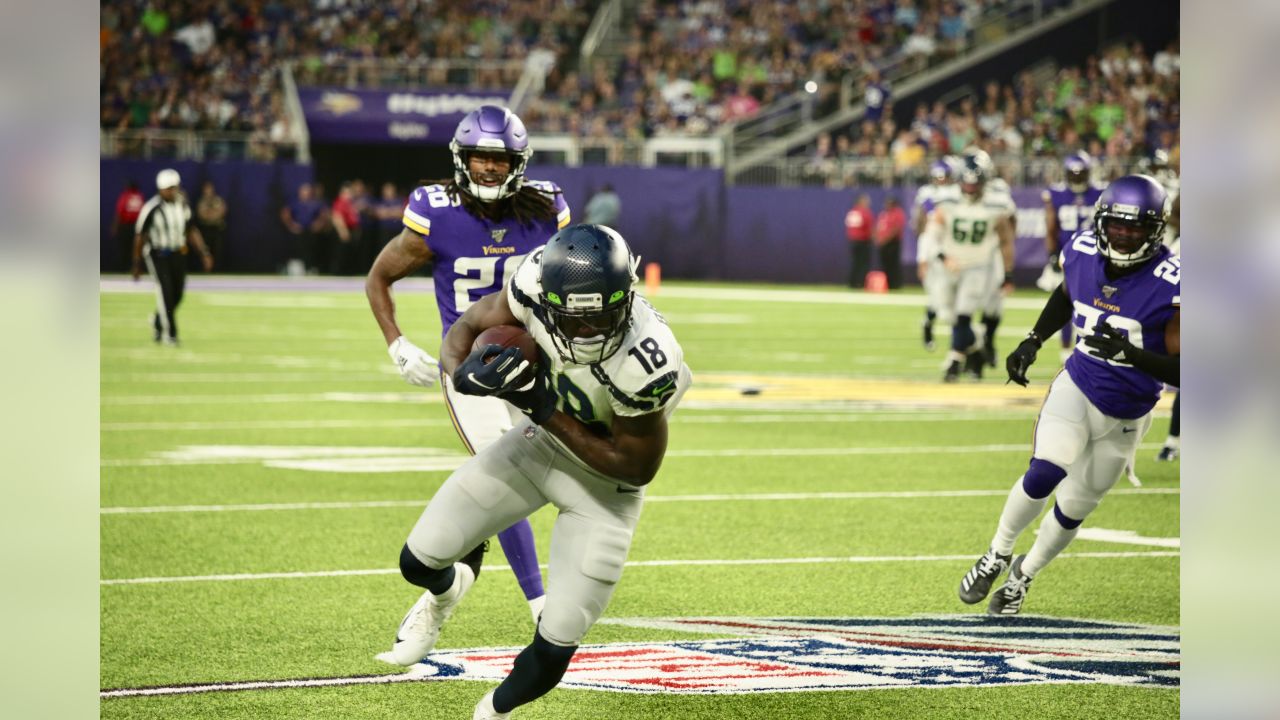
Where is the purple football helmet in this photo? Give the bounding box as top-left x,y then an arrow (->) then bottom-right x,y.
449,105 -> 532,202
1093,174 -> 1168,267
929,158 -> 953,183
1063,151 -> 1093,191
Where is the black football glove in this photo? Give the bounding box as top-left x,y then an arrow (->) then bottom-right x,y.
452,344 -> 532,396
1082,322 -> 1136,363
497,351 -> 557,425
1005,334 -> 1042,387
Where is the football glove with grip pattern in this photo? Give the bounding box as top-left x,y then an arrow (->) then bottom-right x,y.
1005,334 -> 1041,387
389,336 -> 441,387
497,351 -> 557,425
1082,322 -> 1135,363
452,344 -> 532,396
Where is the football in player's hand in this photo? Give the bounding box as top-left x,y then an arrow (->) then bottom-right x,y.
473,325 -> 539,371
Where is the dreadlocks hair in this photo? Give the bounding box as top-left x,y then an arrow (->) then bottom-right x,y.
420,178 -> 560,227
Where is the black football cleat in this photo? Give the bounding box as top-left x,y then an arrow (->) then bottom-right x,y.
964,351 -> 985,380
987,555 -> 1033,616
958,548 -> 1012,604
943,359 -> 962,383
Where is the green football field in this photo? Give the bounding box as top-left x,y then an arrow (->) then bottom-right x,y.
100,278 -> 1179,719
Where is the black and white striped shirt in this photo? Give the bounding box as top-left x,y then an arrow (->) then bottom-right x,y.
135,195 -> 192,251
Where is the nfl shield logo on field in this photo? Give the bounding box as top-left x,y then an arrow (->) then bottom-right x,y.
407,615 -> 1179,693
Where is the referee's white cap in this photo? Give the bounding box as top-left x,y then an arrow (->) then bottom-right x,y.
156,169 -> 181,190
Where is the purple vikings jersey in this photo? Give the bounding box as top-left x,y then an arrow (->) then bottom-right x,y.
1043,182 -> 1105,250
401,179 -> 571,337
1062,229 -> 1180,419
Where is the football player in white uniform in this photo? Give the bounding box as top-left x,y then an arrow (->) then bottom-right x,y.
969,150 -> 1018,372
918,156 -> 1015,382
386,225 -> 692,719
914,156 -> 959,351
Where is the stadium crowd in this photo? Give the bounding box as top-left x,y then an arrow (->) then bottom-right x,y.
102,0 -> 1094,152
802,39 -> 1180,186
100,0 -> 598,158
523,0 -> 1027,138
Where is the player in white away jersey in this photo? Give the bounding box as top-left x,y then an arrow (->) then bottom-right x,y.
386,224 -> 692,719
918,156 -> 1015,382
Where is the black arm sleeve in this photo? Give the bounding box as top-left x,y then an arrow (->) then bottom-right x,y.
1029,283 -> 1074,342
1127,348 -> 1180,386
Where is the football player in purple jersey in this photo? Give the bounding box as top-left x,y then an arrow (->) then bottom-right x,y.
366,105 -> 571,627
1039,152 -> 1106,360
958,174 -> 1179,615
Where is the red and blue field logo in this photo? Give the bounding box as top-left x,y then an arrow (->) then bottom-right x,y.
102,615 -> 1177,699
408,615 -> 1179,693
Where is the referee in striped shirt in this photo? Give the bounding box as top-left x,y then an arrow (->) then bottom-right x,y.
132,169 -> 214,345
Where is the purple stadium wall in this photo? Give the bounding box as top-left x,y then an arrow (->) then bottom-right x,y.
101,159 -> 1052,282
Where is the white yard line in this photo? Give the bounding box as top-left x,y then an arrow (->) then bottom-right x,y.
98,414 -> 1031,431
100,442 -> 1164,468
101,487 -> 1178,516
649,285 -> 1047,310
101,550 -> 1179,586
101,418 -> 451,431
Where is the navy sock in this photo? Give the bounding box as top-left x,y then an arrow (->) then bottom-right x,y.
492,632 -> 577,713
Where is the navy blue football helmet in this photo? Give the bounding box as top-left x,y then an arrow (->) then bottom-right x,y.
958,156 -> 986,198
1093,174 -> 1168,267
450,105 -> 531,202
538,224 -> 639,364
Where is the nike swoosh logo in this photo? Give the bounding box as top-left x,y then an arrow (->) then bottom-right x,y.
414,190 -> 423,201
1122,427 -> 1136,433
467,373 -> 497,390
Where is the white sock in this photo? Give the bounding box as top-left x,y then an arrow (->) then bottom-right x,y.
1164,436 -> 1180,449
1022,514 -> 1079,577
527,594 -> 546,625
475,690 -> 510,719
991,477 -> 1047,556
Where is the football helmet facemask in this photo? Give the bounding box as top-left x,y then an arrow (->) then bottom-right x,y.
450,105 -> 532,202
1093,174 -> 1168,268
538,224 -> 639,364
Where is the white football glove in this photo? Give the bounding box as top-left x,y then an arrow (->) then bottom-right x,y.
388,335 -> 440,387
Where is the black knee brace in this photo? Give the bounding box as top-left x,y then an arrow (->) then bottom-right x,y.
399,543 -> 454,595
492,631 -> 578,713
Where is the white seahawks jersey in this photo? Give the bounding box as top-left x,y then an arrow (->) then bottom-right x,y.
507,250 -> 692,440
932,187 -> 1010,270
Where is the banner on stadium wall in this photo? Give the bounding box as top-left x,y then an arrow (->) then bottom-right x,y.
296,87 -> 509,144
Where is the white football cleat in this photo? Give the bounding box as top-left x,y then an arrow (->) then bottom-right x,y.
389,563 -> 475,665
473,690 -> 512,720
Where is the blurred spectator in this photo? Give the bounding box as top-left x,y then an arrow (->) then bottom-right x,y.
329,183 -> 362,275
194,181 -> 227,272
584,183 -> 621,227
864,70 -> 890,122
372,182 -> 405,258
280,183 -> 327,276
111,180 -> 146,272
844,194 -> 874,289
875,196 -> 907,290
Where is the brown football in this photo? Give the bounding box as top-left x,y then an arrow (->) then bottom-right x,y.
472,325 -> 540,370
